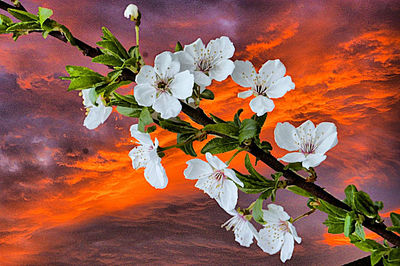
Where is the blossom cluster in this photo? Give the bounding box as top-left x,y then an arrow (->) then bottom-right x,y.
77,5 -> 339,263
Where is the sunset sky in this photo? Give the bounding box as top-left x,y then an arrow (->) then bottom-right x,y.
0,0 -> 399,265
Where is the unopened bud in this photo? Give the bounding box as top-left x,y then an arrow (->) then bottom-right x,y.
124,4 -> 141,25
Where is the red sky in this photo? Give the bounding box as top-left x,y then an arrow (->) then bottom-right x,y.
0,0 -> 399,265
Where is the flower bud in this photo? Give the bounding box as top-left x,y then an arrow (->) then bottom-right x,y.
124,4 -> 141,25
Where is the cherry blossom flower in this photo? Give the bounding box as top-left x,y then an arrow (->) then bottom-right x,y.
221,209 -> 258,247
274,120 -> 338,169
81,88 -> 112,130
257,204 -> 301,263
134,51 -> 194,119
124,4 -> 139,20
176,36 -> 235,90
231,59 -> 295,116
129,124 -> 168,189
184,152 -> 243,211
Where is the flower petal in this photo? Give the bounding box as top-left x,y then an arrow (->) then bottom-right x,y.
205,152 -> 227,170
153,93 -> 181,119
302,154 -> 326,169
237,90 -> 253,99
215,179 -> 238,211
235,221 -> 256,247
184,38 -> 205,60
184,159 -> 213,180
170,70 -> 194,99
249,96 -> 275,116
207,36 -> 235,61
274,122 -> 300,151
315,132 -> 338,155
280,233 -> 294,263
209,59 -> 234,82
266,204 -> 291,222
258,225 -> 285,255
231,60 -> 256,88
266,76 -> 295,99
129,146 -> 148,169
144,160 -> 168,189
259,59 -> 286,84
279,152 -> 306,163
130,124 -> 153,146
134,84 -> 156,107
288,222 -> 301,244
297,120 -> 315,135
174,51 -> 195,72
224,168 -> 244,187
193,71 -> 212,87
83,109 -> 102,130
154,51 -> 179,78
135,65 -> 156,84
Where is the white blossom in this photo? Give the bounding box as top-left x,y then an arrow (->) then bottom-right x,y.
184,152 -> 243,211
134,51 -> 194,119
176,36 -> 235,90
124,4 -> 139,20
257,204 -> 301,263
129,124 -> 168,189
231,59 -> 295,116
221,209 -> 258,247
274,120 -> 338,169
81,88 -> 112,130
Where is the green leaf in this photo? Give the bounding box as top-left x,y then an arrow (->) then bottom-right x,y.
284,162 -> 304,172
116,106 -> 141,117
67,76 -> 106,91
344,212 -> 356,237
201,137 -> 239,155
159,118 -> 197,134
200,89 -> 214,100
388,248 -> 400,263
252,197 -> 265,224
233,109 -> 243,127
88,87 -> 98,106
239,119 -> 258,143
355,221 -> 365,240
323,215 -> 345,234
374,201 -> 384,211
387,226 -> 400,234
390,212 -> 400,227
371,250 -> 385,266
0,14 -> 13,26
99,27 -> 129,59
354,191 -> 378,218
113,92 -> 138,105
175,41 -> 183,52
209,113 -> 226,123
138,107 -> 153,133
344,184 -> 358,207
65,65 -> 104,78
287,186 -> 314,197
146,125 -> 157,133
38,7 -> 52,26
6,21 -> 41,31
317,199 -> 347,218
8,8 -> 38,22
203,122 -> 239,138
177,133 -> 197,157
244,154 -> 266,182
99,80 -> 131,97
252,112 -> 268,129
92,54 -> 123,67
233,170 -> 275,194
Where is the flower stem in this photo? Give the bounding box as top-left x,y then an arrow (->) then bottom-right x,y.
292,209 -> 316,223
225,149 -> 243,166
157,135 -> 197,152
135,25 -> 140,47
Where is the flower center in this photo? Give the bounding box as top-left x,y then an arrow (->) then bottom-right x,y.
212,170 -> 226,181
279,220 -> 290,232
196,57 -> 212,74
155,76 -> 172,96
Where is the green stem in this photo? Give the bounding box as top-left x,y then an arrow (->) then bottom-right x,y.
292,208 -> 316,223
225,149 -> 243,166
135,25 -> 140,47
157,136 -> 196,152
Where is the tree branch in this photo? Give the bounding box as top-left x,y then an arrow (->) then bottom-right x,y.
1,0 -> 399,247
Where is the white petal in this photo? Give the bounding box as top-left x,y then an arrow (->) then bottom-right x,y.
124,4 -> 138,19
279,152 -> 306,163
134,84 -> 156,107
81,89 -> 93,108
280,233 -> 295,263
266,76 -> 295,99
315,122 -> 338,148
231,60 -> 256,88
235,221 -> 256,247
288,223 -> 301,244
207,36 -> 235,61
259,59 -> 286,83
135,65 -> 156,84
237,90 -> 253,99
174,51 -> 195,72
209,60 -> 235,82
258,225 -> 285,254
144,160 -> 168,189
315,132 -> 337,155
274,122 -> 300,151
170,70 -> 194,99
153,93 -> 181,119
302,154 -> 326,169
130,124 -> 153,146
154,51 -> 179,78
184,38 -> 205,60
205,152 -> 227,170
216,179 -> 238,211
184,159 -> 213,180
84,109 -> 102,130
195,175 -> 219,199
99,105 -> 113,124
249,96 -> 275,116
224,168 -> 244,187
297,120 -> 315,135
129,146 -> 148,169
262,204 -> 290,224
193,71 -> 212,87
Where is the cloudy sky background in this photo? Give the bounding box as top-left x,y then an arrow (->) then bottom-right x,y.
0,0 -> 399,264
